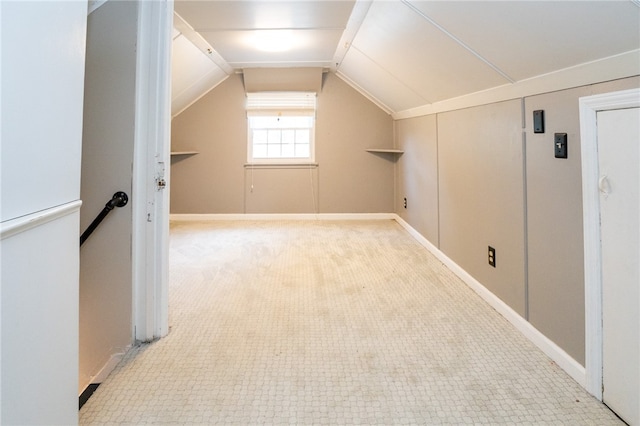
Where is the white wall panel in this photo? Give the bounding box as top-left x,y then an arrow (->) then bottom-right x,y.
407,0 -> 640,82
394,50 -> 640,119
1,2 -> 86,423
172,69 -> 229,117
350,1 -> 509,104
172,34 -> 228,116
1,208 -> 80,425
172,35 -> 223,97
338,47 -> 426,113
1,1 -> 86,221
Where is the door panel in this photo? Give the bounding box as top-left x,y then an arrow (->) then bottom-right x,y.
599,107 -> 640,426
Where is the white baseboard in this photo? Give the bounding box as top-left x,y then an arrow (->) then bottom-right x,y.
79,346 -> 130,396
392,214 -> 586,389
170,213 -> 396,221
92,349 -> 128,383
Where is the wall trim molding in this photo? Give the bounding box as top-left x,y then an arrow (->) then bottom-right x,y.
0,200 -> 82,241
579,87 -> 640,400
393,50 -> 640,120
132,0 -> 173,342
393,215 -> 586,389
170,213 -> 396,221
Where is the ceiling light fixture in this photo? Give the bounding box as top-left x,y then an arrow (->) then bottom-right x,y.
250,30 -> 296,52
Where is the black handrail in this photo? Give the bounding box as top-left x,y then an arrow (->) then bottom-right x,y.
80,191 -> 128,247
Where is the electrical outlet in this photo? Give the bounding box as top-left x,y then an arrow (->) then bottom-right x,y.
403,197 -> 407,209
488,246 -> 496,267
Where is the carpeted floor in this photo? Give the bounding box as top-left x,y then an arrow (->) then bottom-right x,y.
79,220 -> 621,425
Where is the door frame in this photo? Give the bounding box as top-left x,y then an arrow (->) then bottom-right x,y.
132,0 -> 173,342
579,87 -> 640,400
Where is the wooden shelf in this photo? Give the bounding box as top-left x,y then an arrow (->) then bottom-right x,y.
171,151 -> 198,156
365,148 -> 404,154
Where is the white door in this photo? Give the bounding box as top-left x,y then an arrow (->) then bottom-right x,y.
599,107 -> 640,426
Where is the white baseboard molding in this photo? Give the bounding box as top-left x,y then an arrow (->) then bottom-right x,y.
393,215 -> 586,389
79,346 -> 130,396
170,213 -> 396,221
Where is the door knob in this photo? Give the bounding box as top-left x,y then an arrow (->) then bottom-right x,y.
598,175 -> 611,197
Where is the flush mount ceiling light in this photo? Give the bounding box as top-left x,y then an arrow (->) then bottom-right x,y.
249,30 -> 296,52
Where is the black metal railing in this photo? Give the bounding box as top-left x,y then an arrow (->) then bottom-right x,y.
80,191 -> 128,247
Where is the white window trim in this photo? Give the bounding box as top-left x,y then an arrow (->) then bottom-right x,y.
246,92 -> 317,164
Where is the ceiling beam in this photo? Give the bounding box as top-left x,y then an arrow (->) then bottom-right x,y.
332,0 -> 373,73
173,12 -> 234,75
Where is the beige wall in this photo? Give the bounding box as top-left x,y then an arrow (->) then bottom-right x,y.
395,115 -> 439,244
438,100 -> 526,316
524,77 -> 640,365
395,77 -> 640,365
79,0 -> 137,393
170,72 -> 394,214
245,166 -> 319,214
171,74 -> 246,213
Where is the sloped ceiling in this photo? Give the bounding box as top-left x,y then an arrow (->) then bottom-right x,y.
171,0 -> 640,118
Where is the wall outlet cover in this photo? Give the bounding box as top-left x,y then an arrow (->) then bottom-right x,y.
488,246 -> 496,267
533,110 -> 545,133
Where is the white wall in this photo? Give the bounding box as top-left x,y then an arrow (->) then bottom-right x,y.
1,2 -> 85,218
0,1 -> 87,423
1,208 -> 81,424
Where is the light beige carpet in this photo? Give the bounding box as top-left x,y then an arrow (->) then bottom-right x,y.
79,220 -> 621,425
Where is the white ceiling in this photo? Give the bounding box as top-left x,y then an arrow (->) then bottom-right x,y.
171,0 -> 640,117
175,0 -> 355,68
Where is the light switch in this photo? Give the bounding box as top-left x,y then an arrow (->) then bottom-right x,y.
555,133 -> 567,159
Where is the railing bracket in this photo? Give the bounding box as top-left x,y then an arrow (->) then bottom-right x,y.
80,191 -> 129,246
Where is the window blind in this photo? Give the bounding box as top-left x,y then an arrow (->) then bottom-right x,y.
246,92 -> 316,116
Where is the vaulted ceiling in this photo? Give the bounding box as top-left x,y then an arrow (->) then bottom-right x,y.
171,0 -> 640,117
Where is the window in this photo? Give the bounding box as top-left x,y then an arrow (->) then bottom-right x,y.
246,92 -> 316,163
